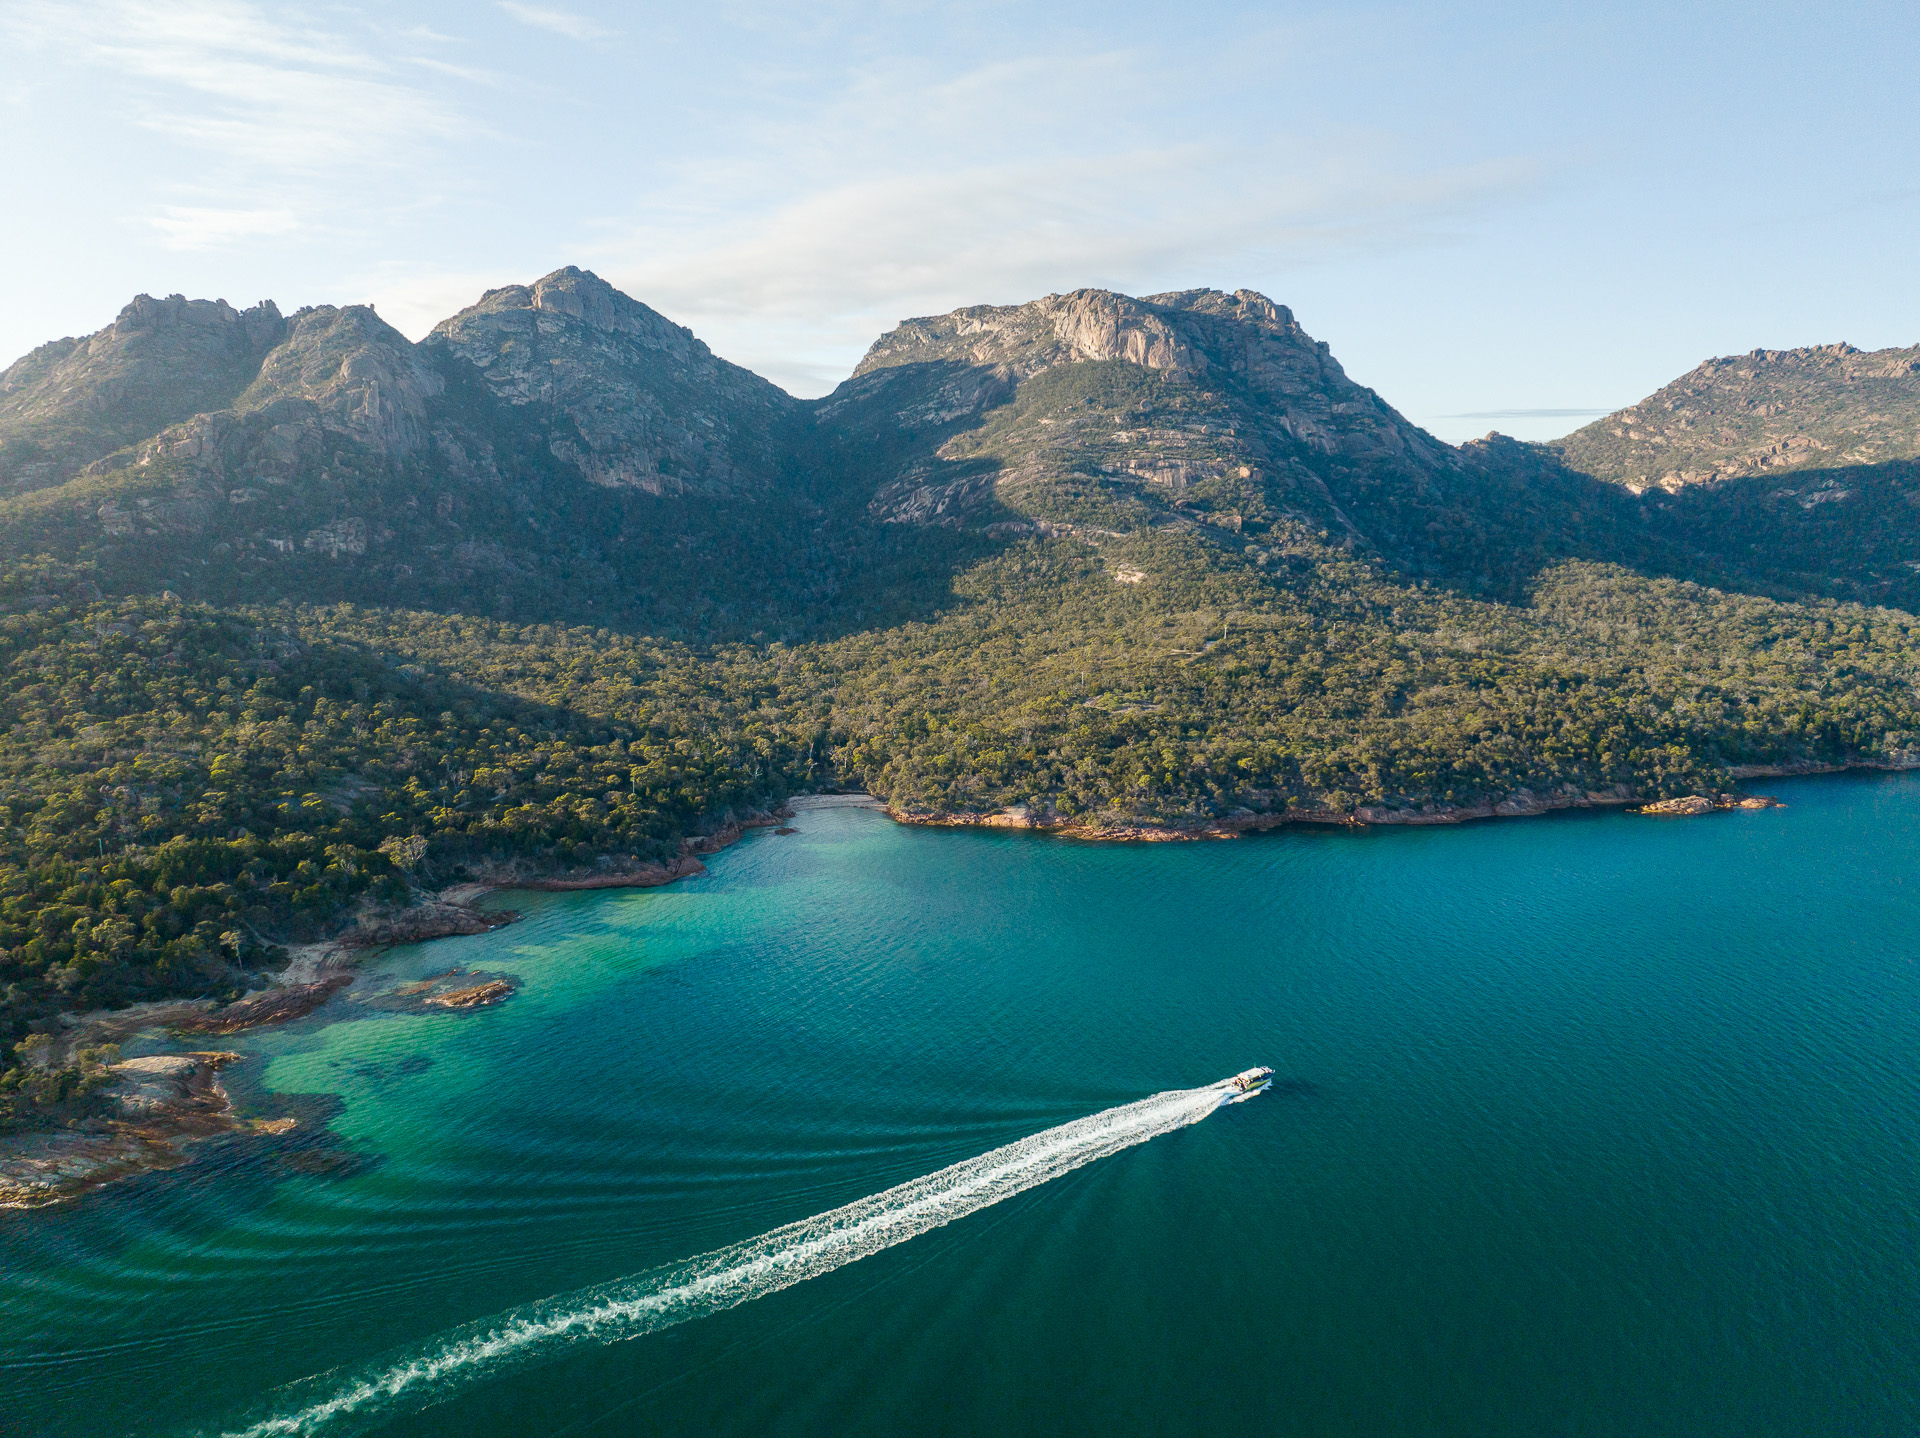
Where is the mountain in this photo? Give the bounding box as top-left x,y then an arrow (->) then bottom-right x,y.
429,266 -> 799,497
825,286 -> 1448,540
7,271 -> 1920,1123
0,269 -> 968,637
1553,341 -> 1920,491
820,286 -> 1640,594
0,294 -> 286,492
1531,341 -> 1920,610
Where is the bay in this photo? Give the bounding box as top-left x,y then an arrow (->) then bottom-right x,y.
3,775 -> 1918,1436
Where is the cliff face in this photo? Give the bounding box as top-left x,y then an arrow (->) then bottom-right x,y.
89,304 -> 444,493
1553,341 -> 1920,492
0,294 -> 286,492
236,304 -> 444,459
816,286 -> 1578,595
429,266 -> 799,497
845,287 -> 1445,470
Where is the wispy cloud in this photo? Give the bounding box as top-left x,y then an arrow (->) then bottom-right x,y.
0,0 -> 488,288
497,3 -> 611,41
594,138 -> 1540,393
5,0 -> 472,171
149,204 -> 298,250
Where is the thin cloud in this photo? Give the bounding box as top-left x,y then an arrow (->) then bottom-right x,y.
2,0 -> 487,289
149,204 -> 298,250
497,3 -> 612,41
4,0 -> 474,171
592,143 -> 1542,394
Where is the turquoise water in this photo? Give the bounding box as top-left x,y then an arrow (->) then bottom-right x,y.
3,777 -> 1919,1436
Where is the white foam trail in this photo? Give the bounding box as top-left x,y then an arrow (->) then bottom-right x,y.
220,1077 -> 1255,1437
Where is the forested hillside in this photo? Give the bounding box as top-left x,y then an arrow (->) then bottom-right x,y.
4,271 -> 1920,1125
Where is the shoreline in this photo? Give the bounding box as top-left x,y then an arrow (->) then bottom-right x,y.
4,766 -> 1906,1209
0,808 -> 789,1210
889,785 -> 1693,840
882,758 -> 1919,840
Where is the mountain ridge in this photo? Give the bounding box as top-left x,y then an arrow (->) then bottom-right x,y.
1551,339 -> 1920,491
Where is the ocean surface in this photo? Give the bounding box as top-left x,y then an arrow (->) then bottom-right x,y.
3,776 -> 1918,1437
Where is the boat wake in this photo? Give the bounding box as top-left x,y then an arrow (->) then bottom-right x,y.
216,1074 -> 1264,1437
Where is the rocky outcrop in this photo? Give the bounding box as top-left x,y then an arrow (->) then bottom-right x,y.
1553,340 -> 1920,491
1639,794 -> 1782,816
423,979 -> 514,1009
854,289 -> 1209,382
0,1051 -> 266,1209
0,294 -> 285,490
429,266 -> 798,496
344,894 -> 517,947
173,975 -> 353,1034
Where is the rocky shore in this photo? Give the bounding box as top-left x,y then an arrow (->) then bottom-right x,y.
0,1052 -> 275,1210
1638,794 -> 1782,816
886,778 -> 1804,839
1,809 -> 788,1210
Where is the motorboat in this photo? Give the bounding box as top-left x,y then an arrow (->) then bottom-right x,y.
1221,1066 -> 1273,1102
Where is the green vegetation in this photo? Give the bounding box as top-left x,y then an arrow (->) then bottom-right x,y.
0,564 -> 807,1128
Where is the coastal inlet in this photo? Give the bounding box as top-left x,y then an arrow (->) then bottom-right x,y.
2,779 -> 1917,1438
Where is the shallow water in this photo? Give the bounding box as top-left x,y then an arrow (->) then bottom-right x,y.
3,776 -> 1918,1436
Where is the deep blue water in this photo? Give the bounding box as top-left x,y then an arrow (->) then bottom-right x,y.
2,776 -> 1917,1436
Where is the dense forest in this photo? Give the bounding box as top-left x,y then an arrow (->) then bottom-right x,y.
4,270 -> 1919,1127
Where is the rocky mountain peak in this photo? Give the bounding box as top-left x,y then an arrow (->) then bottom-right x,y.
852,286 -> 1375,411
854,288 -> 1208,381
0,292 -> 289,490
1554,339 -> 1920,490
110,293 -> 283,344
529,267 -> 693,347
450,266 -> 707,360
428,267 -> 796,496
234,304 -> 443,457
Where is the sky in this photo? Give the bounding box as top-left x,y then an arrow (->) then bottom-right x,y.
2,0 -> 1916,443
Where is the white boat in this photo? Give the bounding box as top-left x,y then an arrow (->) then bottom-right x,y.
1220,1066 -> 1274,1102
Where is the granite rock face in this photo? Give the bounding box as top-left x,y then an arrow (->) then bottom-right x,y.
1553,341 -> 1920,491
236,304 -> 443,458
816,287 -> 1519,588
845,287 -> 1446,469
428,266 -> 798,496
97,304 -> 443,488
0,294 -> 286,491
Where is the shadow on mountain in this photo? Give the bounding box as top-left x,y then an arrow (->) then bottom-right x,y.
0,366 -> 1009,644
1641,456 -> 1920,611
1405,439 -> 1920,616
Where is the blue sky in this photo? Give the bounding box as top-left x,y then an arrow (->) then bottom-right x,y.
3,0 -> 1915,441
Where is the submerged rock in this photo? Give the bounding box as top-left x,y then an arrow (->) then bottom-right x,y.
424,979 -> 515,1010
